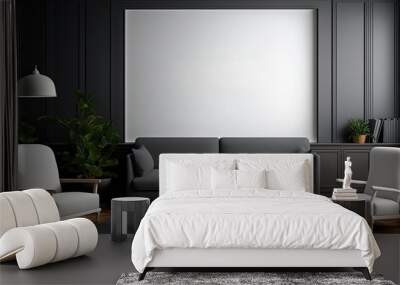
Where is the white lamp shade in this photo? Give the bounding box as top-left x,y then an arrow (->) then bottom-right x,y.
18,67 -> 57,98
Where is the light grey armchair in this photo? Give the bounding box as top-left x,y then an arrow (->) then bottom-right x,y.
337,147 -> 400,227
17,144 -> 101,220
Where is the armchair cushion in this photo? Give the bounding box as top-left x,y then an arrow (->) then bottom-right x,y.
52,192 -> 100,219
132,169 -> 159,191
373,197 -> 400,216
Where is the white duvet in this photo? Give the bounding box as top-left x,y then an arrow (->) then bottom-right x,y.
131,190 -> 380,273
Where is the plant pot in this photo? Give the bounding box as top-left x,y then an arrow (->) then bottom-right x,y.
353,134 -> 367,144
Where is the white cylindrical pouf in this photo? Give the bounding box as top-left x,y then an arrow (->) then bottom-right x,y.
0,218 -> 98,269
0,196 -> 17,237
66,218 -> 98,257
0,226 -> 57,269
42,221 -> 79,262
24,189 -> 60,223
1,191 -> 39,227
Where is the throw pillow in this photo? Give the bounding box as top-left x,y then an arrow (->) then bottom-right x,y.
132,145 -> 154,176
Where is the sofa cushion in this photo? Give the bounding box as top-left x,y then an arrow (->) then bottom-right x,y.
135,137 -> 219,168
133,169 -> 159,191
219,137 -> 310,153
132,145 -> 154,176
52,192 -> 99,219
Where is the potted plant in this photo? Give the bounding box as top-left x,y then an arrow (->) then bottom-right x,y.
348,119 -> 370,144
47,90 -> 120,180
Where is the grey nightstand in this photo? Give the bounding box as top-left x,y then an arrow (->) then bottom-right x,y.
331,194 -> 368,219
111,197 -> 150,242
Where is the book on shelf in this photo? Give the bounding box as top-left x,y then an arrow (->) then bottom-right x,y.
368,117 -> 400,143
382,117 -> 400,143
369,119 -> 383,143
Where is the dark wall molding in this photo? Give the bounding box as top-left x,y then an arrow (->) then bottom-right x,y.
16,0 -> 399,143
365,0 -> 373,120
394,0 -> 399,117
332,0 -> 366,141
332,0 -> 399,142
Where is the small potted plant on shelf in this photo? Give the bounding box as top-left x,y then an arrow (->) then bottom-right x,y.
46,90 -> 120,184
348,119 -> 370,144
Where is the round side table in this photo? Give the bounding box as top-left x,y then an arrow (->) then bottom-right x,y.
111,197 -> 150,242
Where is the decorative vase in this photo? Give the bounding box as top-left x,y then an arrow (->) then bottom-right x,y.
353,134 -> 367,144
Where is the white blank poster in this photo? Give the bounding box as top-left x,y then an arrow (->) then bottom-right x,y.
125,9 -> 316,142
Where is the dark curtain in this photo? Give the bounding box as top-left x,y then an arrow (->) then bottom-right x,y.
0,0 -> 18,192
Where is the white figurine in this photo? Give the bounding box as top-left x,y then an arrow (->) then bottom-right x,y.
342,156 -> 353,189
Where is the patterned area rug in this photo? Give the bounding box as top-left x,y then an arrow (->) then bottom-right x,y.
116,272 -> 395,285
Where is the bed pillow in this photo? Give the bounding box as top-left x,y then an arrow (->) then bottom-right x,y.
237,169 -> 267,189
211,169 -> 267,190
265,162 -> 308,191
166,160 -> 235,191
211,169 -> 236,190
237,157 -> 311,192
132,145 -> 154,176
167,163 -> 208,191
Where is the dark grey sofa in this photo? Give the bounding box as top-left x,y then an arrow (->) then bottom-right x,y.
127,137 -> 320,200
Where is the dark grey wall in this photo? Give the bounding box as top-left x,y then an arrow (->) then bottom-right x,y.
333,0 -> 365,141
17,0 -> 400,143
372,0 -> 397,119
332,0 -> 400,142
17,0 -> 111,141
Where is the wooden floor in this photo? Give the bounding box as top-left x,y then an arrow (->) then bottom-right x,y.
374,220 -> 400,234
85,209 -> 111,225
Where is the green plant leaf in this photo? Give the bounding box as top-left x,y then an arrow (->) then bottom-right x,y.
47,90 -> 121,178
347,119 -> 370,140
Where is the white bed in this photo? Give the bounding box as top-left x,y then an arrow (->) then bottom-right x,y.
131,154 -> 380,280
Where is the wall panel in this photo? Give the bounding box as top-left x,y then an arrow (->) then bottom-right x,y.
45,0 -> 82,142
86,0 -> 111,119
332,0 -> 398,142
16,0 -> 48,139
372,0 -> 396,119
334,1 -> 365,141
